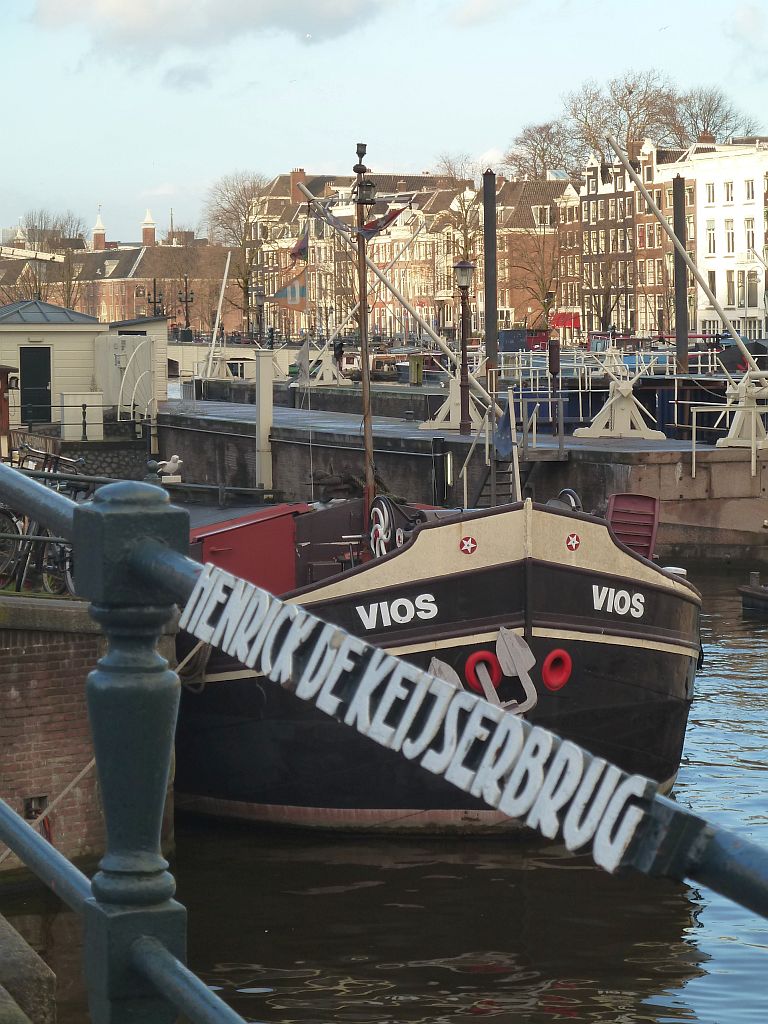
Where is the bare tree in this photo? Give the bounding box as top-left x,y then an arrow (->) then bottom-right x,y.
564,69 -> 679,162
5,209 -> 86,304
433,152 -> 481,261
506,217 -> 560,329
503,120 -> 581,181
672,86 -> 760,145
203,171 -> 270,335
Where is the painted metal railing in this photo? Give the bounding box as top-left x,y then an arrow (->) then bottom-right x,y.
1,465 -> 768,1021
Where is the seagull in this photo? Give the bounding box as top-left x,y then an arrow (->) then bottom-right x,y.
156,455 -> 183,477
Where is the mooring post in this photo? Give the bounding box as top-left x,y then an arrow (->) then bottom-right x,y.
73,481 -> 190,1024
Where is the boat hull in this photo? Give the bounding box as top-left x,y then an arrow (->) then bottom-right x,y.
175,502 -> 700,831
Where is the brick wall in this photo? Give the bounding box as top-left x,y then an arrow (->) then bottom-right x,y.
0,597 -> 176,883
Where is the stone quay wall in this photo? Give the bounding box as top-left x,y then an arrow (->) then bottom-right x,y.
0,597 -> 176,885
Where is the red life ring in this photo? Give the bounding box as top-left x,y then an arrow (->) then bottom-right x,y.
541,648 -> 572,691
465,650 -> 503,693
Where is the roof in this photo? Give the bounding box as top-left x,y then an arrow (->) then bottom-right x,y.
0,299 -> 99,325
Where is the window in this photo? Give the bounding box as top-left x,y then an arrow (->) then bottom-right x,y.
746,217 -> 755,252
686,214 -> 695,239
726,269 -> 735,305
724,181 -> 734,203
590,202 -> 597,224
666,188 -> 673,208
581,201 -> 588,222
746,179 -> 755,200
637,224 -> 645,248
609,198 -> 616,219
598,199 -> 605,219
708,270 -> 717,299
686,186 -> 694,206
707,220 -> 716,254
725,219 -> 735,253
533,205 -> 551,227
626,198 -> 634,216
656,258 -> 663,283
706,183 -> 715,204
618,198 -> 625,218
589,177 -> 597,193
655,189 -> 663,207
647,260 -> 655,286
748,270 -> 759,307
609,228 -> 616,252
644,165 -> 653,182
617,174 -> 625,189
738,270 -> 745,307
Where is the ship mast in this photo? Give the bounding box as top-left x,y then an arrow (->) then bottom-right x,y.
353,143 -> 377,522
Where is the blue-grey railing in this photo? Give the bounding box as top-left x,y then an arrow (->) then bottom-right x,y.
0,462 -> 767,1023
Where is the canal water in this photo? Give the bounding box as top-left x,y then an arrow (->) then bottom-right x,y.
2,570 -> 767,1022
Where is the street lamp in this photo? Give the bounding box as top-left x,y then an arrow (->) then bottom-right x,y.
253,284 -> 266,345
353,142 -> 377,517
454,259 -> 475,436
148,278 -> 164,317
177,274 -> 194,328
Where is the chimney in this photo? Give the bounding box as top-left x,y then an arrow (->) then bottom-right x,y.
92,213 -> 106,252
396,179 -> 406,192
290,168 -> 307,203
142,209 -> 156,247
698,131 -> 715,144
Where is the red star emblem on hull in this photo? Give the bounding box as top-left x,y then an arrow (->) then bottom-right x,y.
566,533 -> 580,551
460,536 -> 478,554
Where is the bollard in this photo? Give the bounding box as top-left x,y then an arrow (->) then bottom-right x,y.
81,403 -> 88,442
73,481 -> 190,1024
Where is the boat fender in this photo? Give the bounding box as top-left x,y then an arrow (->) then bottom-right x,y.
541,649 -> 572,691
465,650 -> 503,693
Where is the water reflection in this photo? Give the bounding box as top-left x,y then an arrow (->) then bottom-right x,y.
3,570 -> 768,1023
176,826 -> 707,1024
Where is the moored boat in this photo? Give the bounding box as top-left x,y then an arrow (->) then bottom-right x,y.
174,492 -> 702,832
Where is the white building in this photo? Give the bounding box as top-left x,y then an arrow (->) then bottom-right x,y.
650,138 -> 768,339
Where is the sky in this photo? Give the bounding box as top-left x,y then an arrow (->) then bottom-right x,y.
3,0 -> 768,242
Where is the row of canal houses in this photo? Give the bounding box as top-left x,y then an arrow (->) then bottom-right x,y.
252,135 -> 768,343
4,135 -> 768,346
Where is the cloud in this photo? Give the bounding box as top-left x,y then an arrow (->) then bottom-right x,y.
162,63 -> 212,90
477,147 -> 504,170
725,3 -> 768,67
452,0 -> 518,27
32,0 -> 387,60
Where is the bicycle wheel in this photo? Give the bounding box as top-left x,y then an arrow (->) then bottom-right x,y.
41,540 -> 68,595
0,509 -> 21,579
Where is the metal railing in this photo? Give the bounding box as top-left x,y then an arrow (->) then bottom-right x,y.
1,465 -> 768,1020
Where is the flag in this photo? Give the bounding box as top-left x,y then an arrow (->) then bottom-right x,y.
358,206 -> 407,240
290,223 -> 309,262
318,199 -> 352,239
272,270 -> 308,311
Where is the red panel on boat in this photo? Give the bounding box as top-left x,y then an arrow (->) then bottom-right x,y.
606,492 -> 659,560
190,504 -> 311,594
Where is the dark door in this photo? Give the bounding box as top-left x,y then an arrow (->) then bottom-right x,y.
20,347 -> 51,423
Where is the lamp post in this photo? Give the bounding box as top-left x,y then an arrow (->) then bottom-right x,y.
177,274 -> 194,328
353,142 -> 377,518
148,278 -> 164,317
454,259 -> 475,436
253,285 -> 266,345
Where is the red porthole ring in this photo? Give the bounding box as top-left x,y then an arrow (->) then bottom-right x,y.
541,648 -> 572,691
465,650 -> 503,693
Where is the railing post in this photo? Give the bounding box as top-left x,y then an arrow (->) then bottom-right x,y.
73,481 -> 190,1024
81,403 -> 88,442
